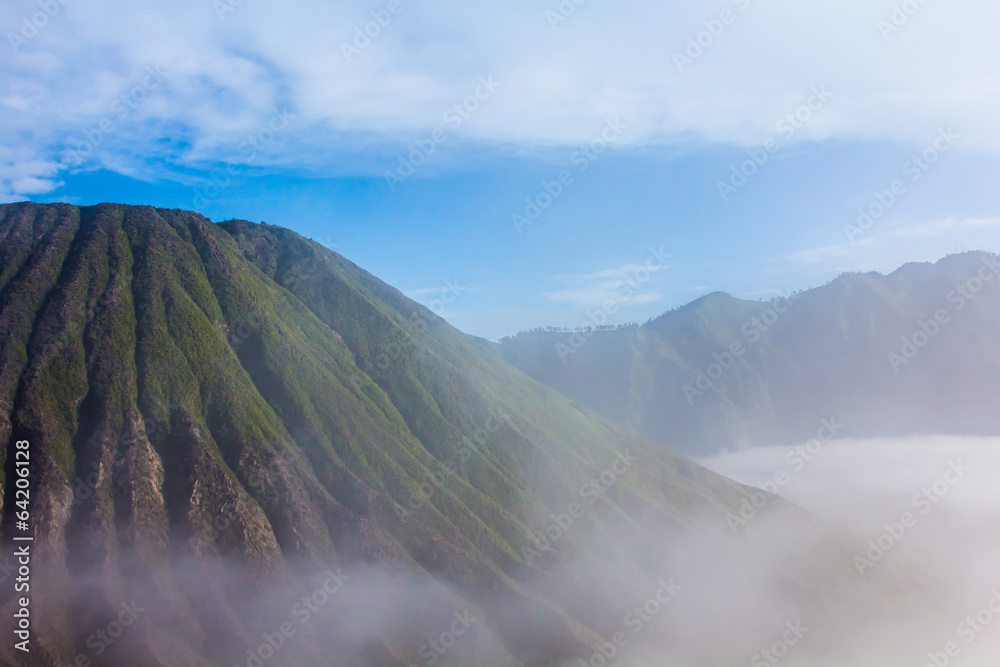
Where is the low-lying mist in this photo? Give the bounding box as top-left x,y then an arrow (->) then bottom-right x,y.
697,434 -> 1000,666
197,436 -> 1000,666
14,436 -> 998,666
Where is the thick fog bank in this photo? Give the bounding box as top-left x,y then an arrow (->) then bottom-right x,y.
698,435 -> 1000,666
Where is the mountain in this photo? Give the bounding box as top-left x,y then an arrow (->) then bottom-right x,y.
0,203 -> 916,666
498,252 -> 1000,457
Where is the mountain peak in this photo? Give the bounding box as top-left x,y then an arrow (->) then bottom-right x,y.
501,250 -> 1000,456
3,202 -> 875,666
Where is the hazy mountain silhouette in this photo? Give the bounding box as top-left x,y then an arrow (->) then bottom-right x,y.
498,251 -> 1000,457
0,203 -> 921,666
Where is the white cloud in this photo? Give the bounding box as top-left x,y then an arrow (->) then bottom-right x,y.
543,260 -> 666,307
700,435 -> 1000,536
406,286 -> 449,297
788,216 -> 1000,273
0,145 -> 63,201
543,287 -> 664,307
2,0 -> 1000,194
553,261 -> 667,283
700,435 -> 1000,641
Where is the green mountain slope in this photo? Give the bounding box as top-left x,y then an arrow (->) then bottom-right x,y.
499,252 -> 1000,456
0,203 -> 911,666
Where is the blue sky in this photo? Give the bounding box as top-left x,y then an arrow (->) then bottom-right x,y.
3,0 -> 1000,339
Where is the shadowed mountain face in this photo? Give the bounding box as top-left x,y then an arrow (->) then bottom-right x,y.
498,252 -> 1000,457
0,203 -> 913,666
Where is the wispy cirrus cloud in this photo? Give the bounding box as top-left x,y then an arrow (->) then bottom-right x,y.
543,260 -> 667,307
788,217 -> 1000,273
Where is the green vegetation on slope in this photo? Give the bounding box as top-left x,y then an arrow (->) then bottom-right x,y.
0,203 -> 898,666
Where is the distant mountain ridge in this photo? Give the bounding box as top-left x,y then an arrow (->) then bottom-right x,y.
498,251 -> 1000,456
0,202 -> 901,666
